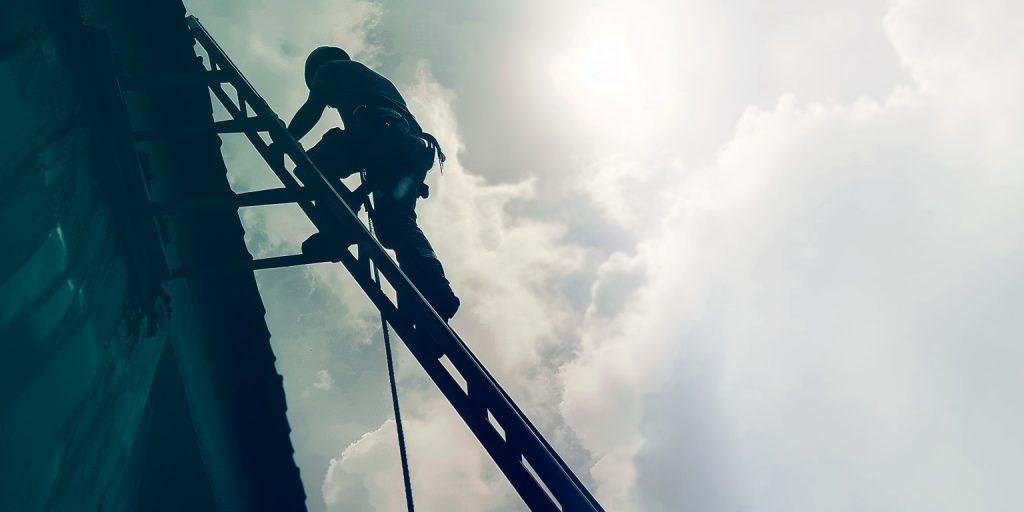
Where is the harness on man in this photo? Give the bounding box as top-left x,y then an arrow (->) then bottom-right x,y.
349,102 -> 445,198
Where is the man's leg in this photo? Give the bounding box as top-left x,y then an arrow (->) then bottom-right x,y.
371,176 -> 460,322
305,127 -> 361,181
300,128 -> 365,258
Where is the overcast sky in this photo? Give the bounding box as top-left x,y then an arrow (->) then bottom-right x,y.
185,1 -> 1023,510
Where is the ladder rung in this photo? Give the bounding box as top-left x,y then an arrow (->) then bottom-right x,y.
133,117 -> 273,142
120,70 -> 233,91
250,253 -> 335,271
166,252 -> 333,280
147,187 -> 310,215
211,117 -> 275,134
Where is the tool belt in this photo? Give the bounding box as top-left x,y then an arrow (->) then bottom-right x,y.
346,105 -> 445,199
351,104 -> 446,173
307,103 -> 445,199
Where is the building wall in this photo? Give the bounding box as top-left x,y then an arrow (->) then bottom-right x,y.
1,1 -> 306,510
0,2 -> 170,510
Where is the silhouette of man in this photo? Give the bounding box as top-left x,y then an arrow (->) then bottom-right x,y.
287,46 -> 460,321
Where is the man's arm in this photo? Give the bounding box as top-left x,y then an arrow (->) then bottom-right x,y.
287,89 -> 328,141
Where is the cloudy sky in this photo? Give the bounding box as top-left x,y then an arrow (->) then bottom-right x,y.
184,1 -> 1022,510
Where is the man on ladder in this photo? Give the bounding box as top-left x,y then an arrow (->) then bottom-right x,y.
285,46 -> 460,322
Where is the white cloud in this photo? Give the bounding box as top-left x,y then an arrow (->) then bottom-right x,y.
885,0 -> 1024,144
185,1 -> 1024,510
560,1 -> 1024,510
322,419 -> 403,510
322,403 -> 519,511
406,63 -> 585,379
312,369 -> 334,391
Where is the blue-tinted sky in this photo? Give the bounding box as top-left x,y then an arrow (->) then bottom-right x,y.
186,1 -> 1024,510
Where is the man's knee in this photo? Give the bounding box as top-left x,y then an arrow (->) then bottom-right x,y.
308,128 -> 360,179
374,222 -> 430,253
396,252 -> 459,321
370,204 -> 418,244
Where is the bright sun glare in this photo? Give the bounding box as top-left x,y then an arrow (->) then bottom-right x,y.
549,5 -> 677,143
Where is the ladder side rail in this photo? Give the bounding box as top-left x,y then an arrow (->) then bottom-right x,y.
204,81 -> 364,266
215,62 -> 596,509
189,19 -> 467,334
211,48 -> 597,512
444,335 -> 597,510
212,55 -> 595,511
268,103 -> 597,509
345,254 -> 561,512
191,23 -> 469,345
453,328 -> 605,510
204,84 -> 319,215
261,93 -> 597,508
188,15 -> 600,511
188,20 -> 275,124
203,72 -> 560,509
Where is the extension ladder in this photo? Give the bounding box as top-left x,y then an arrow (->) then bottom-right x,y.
119,14 -> 604,512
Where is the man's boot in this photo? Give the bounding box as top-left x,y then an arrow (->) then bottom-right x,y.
401,256 -> 460,322
394,256 -> 460,359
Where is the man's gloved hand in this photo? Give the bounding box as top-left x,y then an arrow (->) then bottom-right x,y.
293,163 -> 314,186
267,141 -> 286,168
342,188 -> 368,214
269,142 -> 316,188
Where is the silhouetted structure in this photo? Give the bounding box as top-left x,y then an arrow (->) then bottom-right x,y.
2,1 -> 303,509
291,45 -> 460,322
185,17 -> 603,511
1,1 -> 603,510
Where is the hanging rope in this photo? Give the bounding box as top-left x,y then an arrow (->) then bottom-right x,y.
362,172 -> 415,512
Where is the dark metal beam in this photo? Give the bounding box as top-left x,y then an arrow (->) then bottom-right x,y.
167,252 -> 336,280
146,187 -> 309,215
133,117 -> 272,142
119,70 -> 233,91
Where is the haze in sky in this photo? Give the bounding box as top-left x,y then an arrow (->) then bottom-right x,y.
186,1 -> 1023,510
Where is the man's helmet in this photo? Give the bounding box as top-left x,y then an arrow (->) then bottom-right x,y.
305,46 -> 351,88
